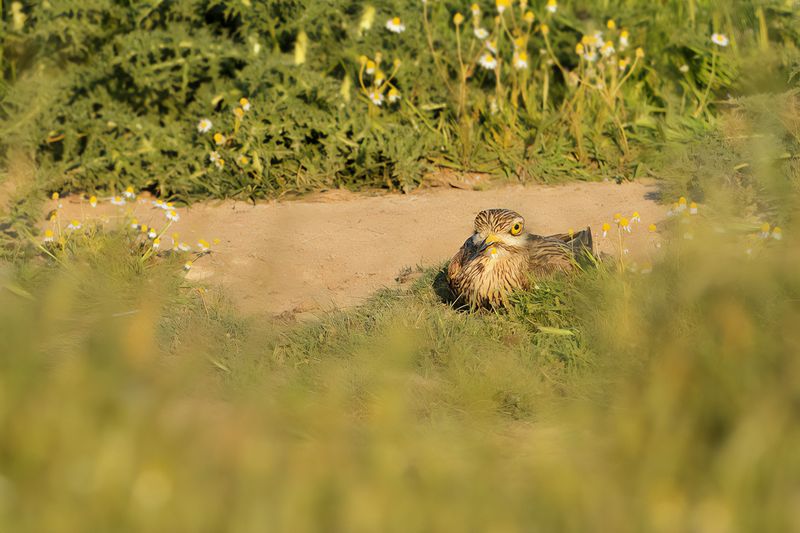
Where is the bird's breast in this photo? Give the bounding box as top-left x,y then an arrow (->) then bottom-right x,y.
449,247 -> 529,308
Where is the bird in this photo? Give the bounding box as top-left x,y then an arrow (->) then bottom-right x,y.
446,208 -> 594,309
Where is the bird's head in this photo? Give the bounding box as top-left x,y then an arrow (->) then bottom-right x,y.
472,209 -> 527,251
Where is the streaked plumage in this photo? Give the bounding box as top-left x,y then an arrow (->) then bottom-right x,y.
447,209 -> 594,308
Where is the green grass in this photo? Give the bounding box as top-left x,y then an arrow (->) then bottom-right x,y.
2,196 -> 799,531
1,2 -> 799,530
1,1 -> 798,201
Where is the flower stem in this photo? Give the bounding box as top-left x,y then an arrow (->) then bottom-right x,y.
693,50 -> 717,117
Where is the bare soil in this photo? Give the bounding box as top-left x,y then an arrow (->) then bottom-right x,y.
50,181 -> 667,317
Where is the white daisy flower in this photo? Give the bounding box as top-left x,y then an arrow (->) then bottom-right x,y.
619,30 -> 629,50
123,186 -> 136,199
89,195 -> 97,208
166,210 -> 180,222
197,118 -> 213,133
110,196 -> 126,206
711,33 -> 729,47
152,238 -> 161,250
546,0 -> 557,13
386,17 -> 405,33
479,53 -> 498,70
584,50 -> 598,62
772,227 -> 783,240
148,229 -> 157,239
679,64 -> 689,73
43,229 -> 54,243
388,88 -> 401,103
197,239 -> 210,252
368,90 -> 385,106
485,40 -> 498,54
209,151 -> 221,164
239,97 -> 251,112
67,220 -> 81,231
513,52 -> 529,70
183,262 -> 192,271
178,242 -> 191,252
474,27 -> 489,40
601,41 -> 615,57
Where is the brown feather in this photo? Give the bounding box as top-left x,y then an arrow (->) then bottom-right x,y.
447,210 -> 595,309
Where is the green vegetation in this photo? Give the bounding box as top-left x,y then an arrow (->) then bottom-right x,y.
2,177 -> 799,530
1,1 -> 798,200
1,1 -> 800,530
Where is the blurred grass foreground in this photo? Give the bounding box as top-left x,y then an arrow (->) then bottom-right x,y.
1,189 -> 800,531
1,0 -> 800,532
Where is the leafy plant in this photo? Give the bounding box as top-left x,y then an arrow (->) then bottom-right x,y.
0,0 -> 798,201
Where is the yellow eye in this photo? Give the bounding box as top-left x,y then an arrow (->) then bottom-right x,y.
510,222 -> 523,236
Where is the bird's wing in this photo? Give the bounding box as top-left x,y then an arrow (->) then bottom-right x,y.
526,235 -> 576,275
545,227 -> 594,263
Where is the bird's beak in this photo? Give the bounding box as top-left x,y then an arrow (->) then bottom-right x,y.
484,233 -> 501,245
478,233 -> 502,253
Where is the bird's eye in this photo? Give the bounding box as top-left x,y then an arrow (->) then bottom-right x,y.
510,222 -> 523,236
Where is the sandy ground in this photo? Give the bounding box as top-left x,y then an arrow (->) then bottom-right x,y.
47,181 -> 667,316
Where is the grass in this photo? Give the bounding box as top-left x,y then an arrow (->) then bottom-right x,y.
1,183 -> 799,530
1,1 -> 798,201
1,2 -> 799,530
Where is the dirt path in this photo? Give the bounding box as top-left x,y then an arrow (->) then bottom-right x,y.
54,181 -> 667,316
